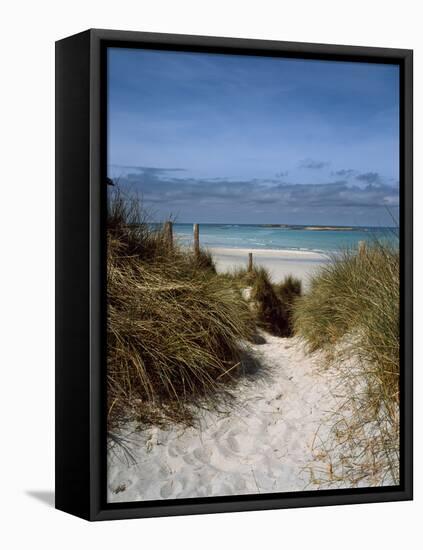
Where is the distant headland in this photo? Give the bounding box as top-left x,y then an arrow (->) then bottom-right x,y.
260,224 -> 361,231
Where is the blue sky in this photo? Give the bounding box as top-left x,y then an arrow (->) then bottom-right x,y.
108,47 -> 399,226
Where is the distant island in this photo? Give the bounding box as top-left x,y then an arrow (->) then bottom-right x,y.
260,224 -> 359,231
261,224 -> 290,228
303,226 -> 354,231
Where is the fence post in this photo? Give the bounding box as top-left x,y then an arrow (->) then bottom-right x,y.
358,240 -> 366,256
164,221 -> 173,249
193,223 -> 200,257
248,252 -> 253,272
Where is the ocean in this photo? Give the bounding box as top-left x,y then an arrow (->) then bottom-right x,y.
171,224 -> 398,253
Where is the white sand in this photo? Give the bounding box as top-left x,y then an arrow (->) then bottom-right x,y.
107,333 -> 347,502
107,248 -> 396,502
210,247 -> 329,286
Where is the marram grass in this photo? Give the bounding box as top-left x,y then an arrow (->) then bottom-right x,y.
224,266 -> 302,337
107,191 -> 255,428
293,242 -> 400,484
293,242 -> 399,404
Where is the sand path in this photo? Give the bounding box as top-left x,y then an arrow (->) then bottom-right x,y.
107,333 -> 344,502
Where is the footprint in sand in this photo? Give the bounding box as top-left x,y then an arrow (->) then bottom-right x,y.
182,453 -> 197,465
167,439 -> 193,459
167,443 -> 184,458
193,446 -> 212,463
227,434 -> 240,453
160,480 -> 174,499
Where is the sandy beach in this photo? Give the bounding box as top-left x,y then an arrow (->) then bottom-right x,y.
107,332 -> 364,503
106,242 -> 397,503
210,247 -> 329,286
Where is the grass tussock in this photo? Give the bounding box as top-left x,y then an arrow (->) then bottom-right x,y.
107,189 -> 255,429
252,267 -> 290,337
275,275 -> 303,334
226,267 -> 302,337
294,242 -> 400,484
293,243 -> 399,404
191,247 -> 217,274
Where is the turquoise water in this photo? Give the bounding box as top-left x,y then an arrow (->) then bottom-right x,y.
172,224 -> 398,253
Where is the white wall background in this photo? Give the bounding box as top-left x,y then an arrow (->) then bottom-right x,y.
0,1 -> 420,548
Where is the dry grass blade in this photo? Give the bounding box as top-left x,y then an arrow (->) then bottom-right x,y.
107,190 -> 256,430
294,241 -> 399,484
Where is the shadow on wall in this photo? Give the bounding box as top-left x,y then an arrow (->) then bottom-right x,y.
26,490 -> 55,508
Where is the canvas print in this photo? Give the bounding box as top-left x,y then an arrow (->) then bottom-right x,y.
106,47 -> 400,503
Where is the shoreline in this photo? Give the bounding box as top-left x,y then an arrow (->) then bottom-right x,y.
209,246 -> 329,259
209,246 -> 330,285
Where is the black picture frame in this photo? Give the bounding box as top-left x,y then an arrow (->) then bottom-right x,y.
55,28 -> 413,521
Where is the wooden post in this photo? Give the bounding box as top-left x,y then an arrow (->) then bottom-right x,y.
358,240 -> 366,256
248,252 -> 253,272
164,221 -> 173,249
193,223 -> 200,257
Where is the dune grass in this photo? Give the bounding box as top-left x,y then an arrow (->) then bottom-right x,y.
275,275 -> 303,335
107,190 -> 255,429
293,242 -> 399,405
224,266 -> 302,337
294,241 -> 400,484
252,267 -> 291,337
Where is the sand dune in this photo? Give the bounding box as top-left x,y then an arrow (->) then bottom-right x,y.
210,247 -> 329,285
108,333 -> 344,502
